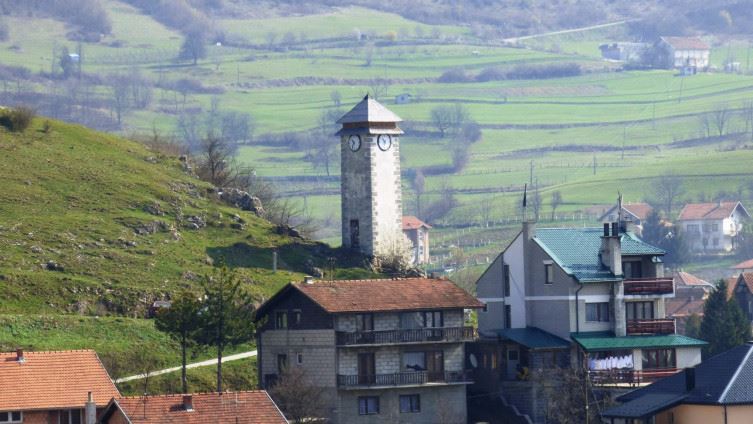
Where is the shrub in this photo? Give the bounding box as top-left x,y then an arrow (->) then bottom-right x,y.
438,68 -> 470,83
475,67 -> 505,82
0,106 -> 36,132
506,63 -> 582,80
0,19 -> 9,42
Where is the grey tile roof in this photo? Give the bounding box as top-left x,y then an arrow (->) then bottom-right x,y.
337,95 -> 402,124
533,228 -> 664,282
604,344 -> 753,418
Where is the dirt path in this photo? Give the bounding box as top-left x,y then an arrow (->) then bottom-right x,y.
503,19 -> 636,43
115,350 -> 258,383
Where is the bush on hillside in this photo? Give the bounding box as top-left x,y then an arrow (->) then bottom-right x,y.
438,68 -> 470,83
475,67 -> 506,82
0,106 -> 36,132
506,63 -> 581,80
0,18 -> 8,42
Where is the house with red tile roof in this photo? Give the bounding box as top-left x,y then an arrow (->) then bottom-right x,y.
658,36 -> 711,71
732,258 -> 753,272
728,272 -> 753,326
99,391 -> 288,424
402,215 -> 431,264
598,202 -> 654,235
254,277 -> 483,424
0,349 -> 120,424
677,201 -> 749,253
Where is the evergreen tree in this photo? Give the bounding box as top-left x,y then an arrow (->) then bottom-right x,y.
685,313 -> 702,339
154,292 -> 201,394
179,28 -> 207,65
640,209 -> 689,267
700,280 -> 752,357
197,266 -> 256,392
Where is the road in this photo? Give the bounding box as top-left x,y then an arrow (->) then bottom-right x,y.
115,350 -> 258,383
503,19 -> 636,43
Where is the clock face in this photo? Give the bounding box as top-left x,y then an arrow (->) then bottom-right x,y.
377,134 -> 392,151
348,135 -> 361,151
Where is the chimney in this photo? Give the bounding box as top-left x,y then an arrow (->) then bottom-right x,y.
523,221 -> 536,241
685,367 -> 696,392
303,276 -> 315,285
16,348 -> 24,363
85,392 -> 96,424
600,223 -> 622,276
183,395 -> 194,411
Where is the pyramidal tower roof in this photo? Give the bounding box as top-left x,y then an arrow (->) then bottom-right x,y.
337,95 -> 403,124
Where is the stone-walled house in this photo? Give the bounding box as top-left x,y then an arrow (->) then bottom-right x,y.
402,215 -> 431,264
254,277 -> 483,424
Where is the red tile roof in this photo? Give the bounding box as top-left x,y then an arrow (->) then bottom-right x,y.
727,276 -> 740,299
666,297 -> 705,318
661,36 -> 710,51
623,203 -> 653,221
0,349 -> 120,412
290,278 -> 484,313
733,258 -> 753,270
675,271 -> 712,288
402,215 -> 431,230
108,391 -> 288,424
678,202 -> 748,221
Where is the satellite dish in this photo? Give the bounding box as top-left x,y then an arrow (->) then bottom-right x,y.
469,354 -> 478,368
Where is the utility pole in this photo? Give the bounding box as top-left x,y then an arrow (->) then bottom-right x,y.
592,154 -> 597,175
622,127 -> 626,160
529,160 -> 534,186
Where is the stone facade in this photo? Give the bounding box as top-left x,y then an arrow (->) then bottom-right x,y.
337,385 -> 467,424
340,134 -> 403,257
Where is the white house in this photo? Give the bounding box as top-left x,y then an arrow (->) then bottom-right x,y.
598,202 -> 654,235
677,201 -> 749,253
659,37 -> 711,71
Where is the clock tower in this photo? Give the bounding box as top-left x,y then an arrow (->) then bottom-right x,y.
336,95 -> 403,257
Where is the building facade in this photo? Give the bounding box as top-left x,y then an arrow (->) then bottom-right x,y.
473,221 -> 705,421
598,202 -> 653,236
677,201 -> 749,253
255,278 -> 483,424
658,37 -> 711,71
402,216 -> 431,265
337,96 -> 405,257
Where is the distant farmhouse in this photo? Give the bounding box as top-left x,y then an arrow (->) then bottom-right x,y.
658,36 -> 711,73
599,202 -> 654,235
394,93 -> 412,104
677,201 -> 749,253
599,42 -> 650,63
402,215 -> 431,264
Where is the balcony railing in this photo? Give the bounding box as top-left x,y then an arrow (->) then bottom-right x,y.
626,319 -> 676,335
590,368 -> 680,387
336,326 -> 475,346
337,370 -> 472,388
623,277 -> 674,295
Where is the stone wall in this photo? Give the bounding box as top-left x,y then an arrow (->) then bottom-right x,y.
260,329 -> 337,387
336,385 -> 468,424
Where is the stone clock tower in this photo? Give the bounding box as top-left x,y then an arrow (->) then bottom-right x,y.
336,95 -> 403,257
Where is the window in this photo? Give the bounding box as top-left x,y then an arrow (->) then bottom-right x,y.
58,409 -> 82,424
503,264 -> 510,297
403,352 -> 426,371
504,305 -> 512,329
544,263 -> 554,284
277,354 -> 288,373
296,352 -> 303,365
291,310 -> 301,326
275,311 -> 287,329
508,349 -> 519,361
358,396 -> 379,415
713,238 -> 719,246
356,313 -> 374,331
586,303 -> 610,322
626,302 -> 654,320
400,395 -> 421,413
712,223 -> 719,232
687,224 -> 699,233
400,311 -> 443,329
0,412 -> 22,423
642,349 -> 676,369
622,261 -> 643,279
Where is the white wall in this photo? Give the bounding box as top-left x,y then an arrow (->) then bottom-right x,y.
676,347 -> 702,368
506,233 -> 527,328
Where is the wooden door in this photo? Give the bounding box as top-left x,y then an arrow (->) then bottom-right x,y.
358,352 -> 375,384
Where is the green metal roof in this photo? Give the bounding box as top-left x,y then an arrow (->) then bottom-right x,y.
480,327 -> 571,350
571,332 -> 707,351
533,228 -> 665,283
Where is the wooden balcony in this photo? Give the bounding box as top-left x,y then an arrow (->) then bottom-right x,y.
623,277 -> 674,295
589,368 -> 680,387
337,370 -> 472,388
626,319 -> 676,335
336,326 -> 476,346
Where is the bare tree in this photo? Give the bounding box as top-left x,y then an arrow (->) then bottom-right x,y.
364,43 -> 375,66
269,367 -> 328,423
368,78 -> 389,100
551,191 -> 563,220
412,170 -> 425,218
742,101 -> 753,141
710,104 -> 732,136
451,144 -> 470,172
109,73 -> 131,126
479,197 -> 493,227
648,172 -> 686,217
196,135 -> 236,187
179,28 -> 207,65
534,367 -> 612,424
330,90 -> 342,107
431,104 -> 469,137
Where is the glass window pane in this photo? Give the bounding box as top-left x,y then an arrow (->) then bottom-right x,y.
400,396 -> 410,412
0,413 -> 8,421
71,409 -> 82,424
403,352 -> 426,371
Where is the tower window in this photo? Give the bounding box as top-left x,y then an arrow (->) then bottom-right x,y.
349,219 -> 360,248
